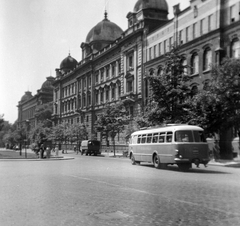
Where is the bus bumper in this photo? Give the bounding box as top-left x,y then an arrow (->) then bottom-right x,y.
174,158 -> 210,165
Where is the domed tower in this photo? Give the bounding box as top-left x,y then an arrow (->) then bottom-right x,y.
81,11 -> 123,58
41,76 -> 55,91
20,91 -> 33,103
59,53 -> 78,73
127,0 -> 169,32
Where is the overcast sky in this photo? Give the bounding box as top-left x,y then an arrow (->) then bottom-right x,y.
0,0 -> 190,124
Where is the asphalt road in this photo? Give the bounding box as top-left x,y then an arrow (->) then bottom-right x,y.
0,153 -> 240,226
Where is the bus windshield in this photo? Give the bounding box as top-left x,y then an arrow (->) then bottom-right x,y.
175,130 -> 206,142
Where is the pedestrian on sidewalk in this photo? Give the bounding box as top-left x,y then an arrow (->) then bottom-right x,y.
55,145 -> 59,157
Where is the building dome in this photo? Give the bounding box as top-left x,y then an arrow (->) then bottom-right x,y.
85,12 -> 123,50
133,0 -> 169,13
21,91 -> 32,102
41,76 -> 55,90
60,54 -> 78,72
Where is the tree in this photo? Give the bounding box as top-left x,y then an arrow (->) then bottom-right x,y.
191,58 -> 240,159
94,102 -> 130,156
145,46 -> 193,125
0,114 -> 4,131
34,103 -> 53,123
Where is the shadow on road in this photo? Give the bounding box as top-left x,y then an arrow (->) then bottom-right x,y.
139,164 -> 231,174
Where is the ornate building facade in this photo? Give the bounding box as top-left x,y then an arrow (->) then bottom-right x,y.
50,0 -> 240,145
17,76 -> 55,128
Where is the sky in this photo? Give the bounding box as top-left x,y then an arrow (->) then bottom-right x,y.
0,0 -> 190,124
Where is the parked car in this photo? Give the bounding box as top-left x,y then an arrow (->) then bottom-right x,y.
80,140 -> 101,156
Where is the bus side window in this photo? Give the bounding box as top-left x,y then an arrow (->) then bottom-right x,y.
159,132 -> 165,143
141,134 -> 146,143
137,135 -> 141,144
147,134 -> 152,143
166,132 -> 173,143
193,131 -> 206,142
152,133 -> 159,143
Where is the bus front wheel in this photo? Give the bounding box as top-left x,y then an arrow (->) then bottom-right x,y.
131,154 -> 136,165
153,154 -> 161,169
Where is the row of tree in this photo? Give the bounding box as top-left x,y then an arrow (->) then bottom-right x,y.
1,46 -> 240,159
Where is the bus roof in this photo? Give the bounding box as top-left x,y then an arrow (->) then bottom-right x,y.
131,124 -> 203,136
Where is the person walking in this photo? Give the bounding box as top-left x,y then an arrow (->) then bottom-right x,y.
55,145 -> 59,157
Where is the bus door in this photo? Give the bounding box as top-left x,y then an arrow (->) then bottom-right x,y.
158,131 -> 174,163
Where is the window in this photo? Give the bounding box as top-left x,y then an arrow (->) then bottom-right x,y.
112,64 -> 115,77
141,134 -> 146,143
127,79 -> 133,92
181,58 -> 187,75
230,5 -> 236,23
106,89 -> 109,101
159,132 -> 165,143
137,135 -> 141,144
154,45 -> 157,58
175,131 -> 193,142
118,61 -> 121,73
191,85 -> 198,97
95,91 -> 98,104
203,48 -> 212,71
106,67 -> 109,78
200,19 -> 204,35
149,47 -> 152,60
208,14 -> 213,31
186,27 -> 189,42
164,40 -> 167,53
152,133 -> 159,143
169,37 -> 173,48
111,87 -> 115,99
100,70 -> 104,81
166,132 -> 172,143
231,39 -> 240,58
158,42 -> 162,55
147,134 -> 153,143
193,131 -> 206,142
179,30 -> 183,44
128,55 -> 133,69
87,93 -> 91,105
95,73 -> 99,84
193,23 -> 197,39
100,90 -> 104,103
191,53 -> 199,74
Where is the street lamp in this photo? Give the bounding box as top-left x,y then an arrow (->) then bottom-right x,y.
25,120 -> 30,158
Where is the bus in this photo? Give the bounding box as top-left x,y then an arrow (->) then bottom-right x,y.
128,124 -> 209,171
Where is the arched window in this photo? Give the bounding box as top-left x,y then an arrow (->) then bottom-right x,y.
203,48 -> 212,71
181,57 -> 187,75
231,39 -> 240,58
191,53 -> 199,74
157,66 -> 163,76
191,85 -> 198,97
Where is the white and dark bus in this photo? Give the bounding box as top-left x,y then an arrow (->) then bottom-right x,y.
128,124 -> 209,171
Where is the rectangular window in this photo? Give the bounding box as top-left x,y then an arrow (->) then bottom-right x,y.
159,132 -> 165,143
141,134 -> 146,143
112,64 -> 115,77
166,132 -> 173,143
101,70 -> 104,81
186,27 -> 189,42
158,42 -> 162,55
147,134 -> 153,143
208,14 -> 213,31
127,80 -> 133,92
95,92 -> 98,104
149,47 -> 152,60
169,37 -> 173,48
118,61 -> 121,73
164,40 -> 167,53
200,19 -> 204,35
179,30 -> 183,44
193,23 -> 196,39
106,67 -> 109,78
106,89 -> 109,101
111,87 -> 115,99
152,133 -> 159,143
230,5 -> 236,23
175,131 -> 193,142
154,45 -> 157,58
137,135 -> 141,144
95,73 -> 99,84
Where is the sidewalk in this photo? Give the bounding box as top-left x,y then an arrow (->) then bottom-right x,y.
0,148 -> 74,161
208,155 -> 240,168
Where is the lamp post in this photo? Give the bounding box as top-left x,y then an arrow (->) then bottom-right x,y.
25,120 -> 30,158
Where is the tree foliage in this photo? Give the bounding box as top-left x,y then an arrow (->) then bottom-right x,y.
144,46 -> 193,125
191,58 -> 240,133
95,102 -> 130,140
34,102 -> 53,122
